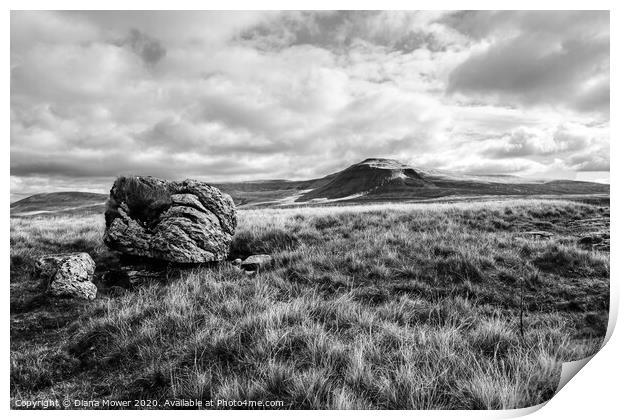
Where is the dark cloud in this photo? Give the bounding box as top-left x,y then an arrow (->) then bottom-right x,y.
573,78 -> 610,113
447,11 -> 609,114
120,28 -> 166,65
10,148 -> 276,181
441,11 -> 608,41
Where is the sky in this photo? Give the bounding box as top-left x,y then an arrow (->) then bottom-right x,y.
10,10 -> 610,200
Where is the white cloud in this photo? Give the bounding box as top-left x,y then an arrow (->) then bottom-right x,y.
10,11 -> 609,196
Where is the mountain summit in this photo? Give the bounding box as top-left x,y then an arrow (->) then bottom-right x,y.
299,158 -> 431,201
296,158 -> 610,203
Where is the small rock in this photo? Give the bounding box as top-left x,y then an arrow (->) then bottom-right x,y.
36,253 -> 97,300
521,231 -> 553,239
245,270 -> 257,276
578,236 -> 603,246
240,254 -> 273,272
98,256 -> 172,290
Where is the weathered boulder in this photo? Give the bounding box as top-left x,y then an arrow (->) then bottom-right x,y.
240,254 -> 273,272
103,176 -> 237,263
36,253 -> 97,300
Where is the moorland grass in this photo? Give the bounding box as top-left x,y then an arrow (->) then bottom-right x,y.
10,199 -> 609,409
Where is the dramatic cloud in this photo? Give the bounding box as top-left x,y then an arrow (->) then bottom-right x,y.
446,11 -> 609,115
10,11 -> 609,199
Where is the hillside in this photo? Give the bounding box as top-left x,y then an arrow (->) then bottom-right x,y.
211,175 -> 337,206
299,158 -> 431,201
10,158 -> 610,214
296,158 -> 610,203
10,192 -> 108,216
9,177 -> 337,215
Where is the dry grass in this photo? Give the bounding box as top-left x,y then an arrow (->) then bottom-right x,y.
10,199 -> 609,409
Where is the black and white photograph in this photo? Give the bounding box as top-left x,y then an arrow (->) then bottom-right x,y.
8,7 -> 612,412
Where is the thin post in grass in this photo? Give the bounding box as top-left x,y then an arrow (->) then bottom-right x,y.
519,275 -> 525,342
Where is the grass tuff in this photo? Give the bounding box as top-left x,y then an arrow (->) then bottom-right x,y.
10,199 -> 609,409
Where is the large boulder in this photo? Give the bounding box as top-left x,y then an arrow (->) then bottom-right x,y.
103,176 -> 237,263
36,252 -> 97,300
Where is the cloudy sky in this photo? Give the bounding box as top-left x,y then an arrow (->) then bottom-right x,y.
10,10 -> 610,200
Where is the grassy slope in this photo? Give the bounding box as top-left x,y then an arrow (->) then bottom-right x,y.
212,176 -> 336,206
316,179 -> 611,204
8,175 -> 334,212
10,200 -> 609,409
297,160 -> 610,203
10,170 -> 609,210
10,192 -> 108,217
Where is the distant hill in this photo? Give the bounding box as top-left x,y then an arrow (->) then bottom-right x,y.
299,158 -> 431,201
296,158 -> 610,203
10,158 -> 609,215
211,175 -> 336,206
10,192 -> 108,216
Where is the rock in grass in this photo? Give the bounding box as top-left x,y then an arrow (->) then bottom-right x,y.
36,253 -> 97,300
521,231 -> 553,239
578,235 -> 603,246
103,176 -> 237,263
240,254 -> 273,272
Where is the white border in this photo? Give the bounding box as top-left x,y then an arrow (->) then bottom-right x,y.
3,2 -> 617,419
